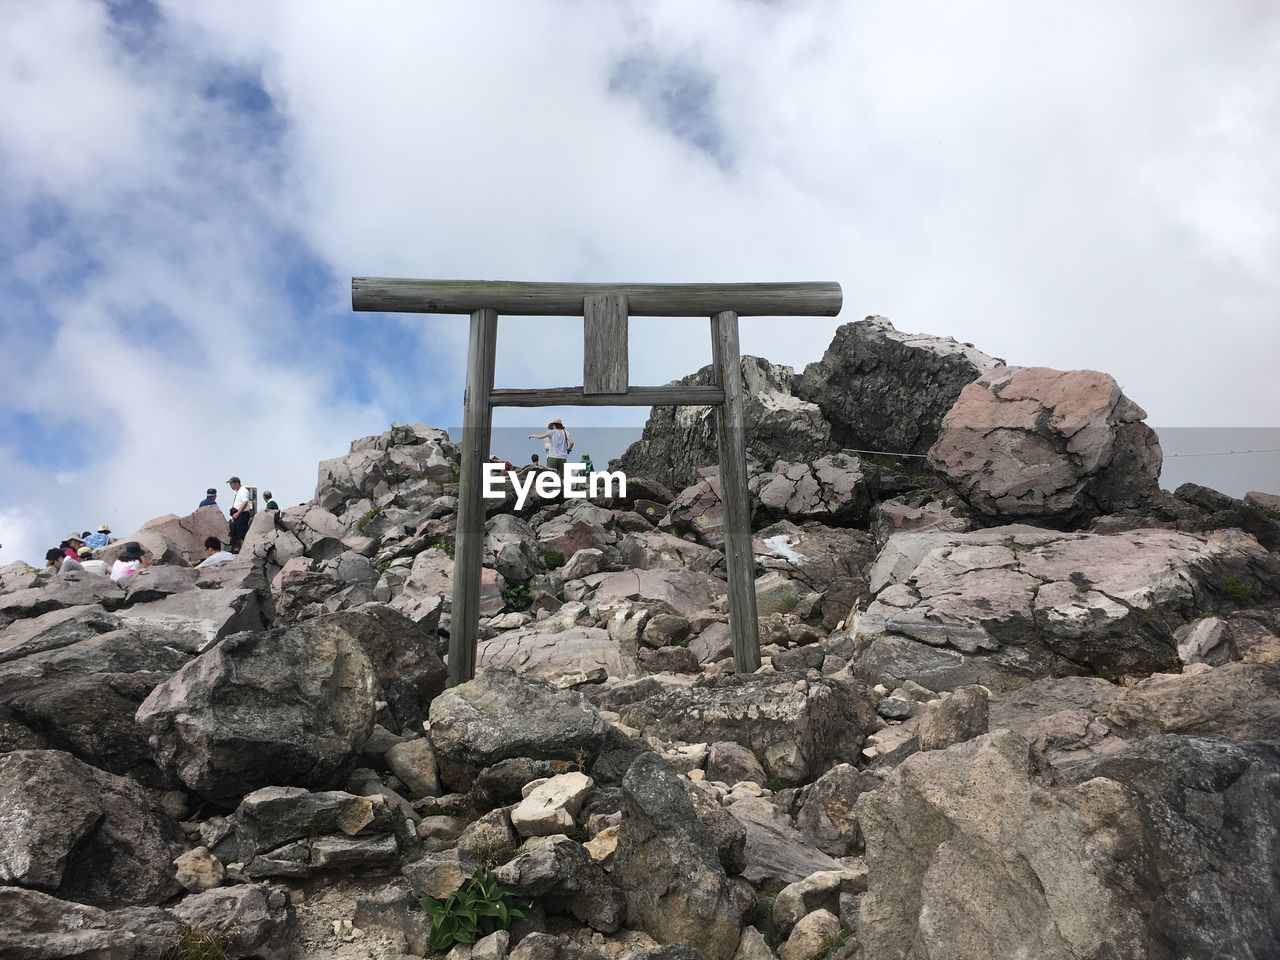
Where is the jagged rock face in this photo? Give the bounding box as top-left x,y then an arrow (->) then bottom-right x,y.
756,520 -> 878,629
749,453 -> 876,526
795,316 -> 1001,455
136,616 -> 379,803
848,526 -> 1279,691
929,366 -> 1163,524
856,731 -> 1280,960
0,887 -> 177,959
315,421 -> 457,517
0,749 -> 185,907
615,356 -> 832,491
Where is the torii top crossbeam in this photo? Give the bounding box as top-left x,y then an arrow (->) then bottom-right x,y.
353,277 -> 843,685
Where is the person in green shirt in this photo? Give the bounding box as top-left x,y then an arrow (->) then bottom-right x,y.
581,454 -> 594,475
263,490 -> 280,511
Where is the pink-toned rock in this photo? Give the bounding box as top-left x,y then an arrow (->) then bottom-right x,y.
592,568 -> 728,618
928,366 -> 1162,523
104,506 -> 229,566
662,473 -> 726,548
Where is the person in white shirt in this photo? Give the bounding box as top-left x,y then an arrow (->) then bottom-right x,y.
77,546 -> 110,576
227,475 -> 253,552
110,542 -> 145,581
528,418 -> 573,474
198,536 -> 236,568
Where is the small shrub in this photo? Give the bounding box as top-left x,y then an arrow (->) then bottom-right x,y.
814,928 -> 853,959
868,454 -> 900,470
419,868 -> 527,951
356,505 -> 384,531
1222,575 -> 1254,605
541,549 -> 566,571
778,594 -> 800,614
377,559 -> 392,574
162,925 -> 231,960
502,584 -> 534,612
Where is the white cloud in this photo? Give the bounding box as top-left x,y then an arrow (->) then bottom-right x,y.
2,0 -> 1278,566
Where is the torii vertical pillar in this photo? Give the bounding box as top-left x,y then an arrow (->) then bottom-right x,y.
711,310 -> 761,672
449,308 -> 497,685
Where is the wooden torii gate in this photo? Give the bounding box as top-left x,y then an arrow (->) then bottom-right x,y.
352,278 -> 843,685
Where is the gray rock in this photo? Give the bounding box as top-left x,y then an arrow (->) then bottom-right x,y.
0,749 -> 185,906
727,796 -> 844,886
662,475 -> 728,548
773,869 -> 867,936
794,764 -> 880,857
795,315 -> 999,454
494,834 -> 624,932
315,422 -> 457,516
612,753 -> 744,960
856,730 -> 1280,960
136,616 -> 379,802
643,614 -> 691,648
592,568 -> 728,619
1104,662 -> 1280,743
706,741 -> 767,787
618,673 -> 878,783
486,514 -> 544,584
170,883 -> 297,960
749,453 -> 876,526
755,521 -> 877,630
689,622 -> 732,664
916,685 -> 989,751
682,779 -> 748,874
427,669 -> 606,792
929,365 -> 1162,523
618,531 -> 718,573
478,626 -> 641,683
734,926 -> 779,960
229,785 -> 390,858
778,908 -> 841,960
0,887 -> 174,959
386,737 -> 442,799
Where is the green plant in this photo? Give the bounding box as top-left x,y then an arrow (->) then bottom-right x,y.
162,925 -> 231,960
813,928 -> 853,959
419,868 -> 527,951
541,549 -> 566,571
356,505 -> 384,531
1222,575 -> 1254,605
502,584 -> 534,612
778,594 -> 800,614
868,454 -> 900,470
427,538 -> 457,558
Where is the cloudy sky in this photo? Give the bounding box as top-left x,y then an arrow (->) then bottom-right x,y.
2,0 -> 1278,565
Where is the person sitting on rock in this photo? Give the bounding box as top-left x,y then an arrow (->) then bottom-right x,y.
198,536 -> 235,568
226,476 -> 254,552
77,546 -> 110,576
110,542 -> 145,581
198,487 -> 218,508
52,547 -> 86,575
529,453 -> 541,469
84,524 -> 112,549
262,490 -> 280,511
63,533 -> 85,560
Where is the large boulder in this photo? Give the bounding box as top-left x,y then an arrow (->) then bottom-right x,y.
102,505 -> 230,567
427,669 -> 606,791
726,796 -> 844,886
494,834 -> 624,932
486,514 -> 545,583
662,474 -> 728,548
619,673 -> 878,784
320,604 -> 447,732
0,624 -> 191,780
616,356 -> 832,491
136,616 -> 379,803
848,526 -> 1280,691
0,750 -> 185,906
0,887 -> 174,960
928,366 -> 1162,523
389,547 -> 505,625
591,568 -> 728,619
795,315 -> 1001,454
612,753 -> 744,960
116,558 -> 269,653
0,575 -> 127,621
478,625 -> 641,682
855,731 -> 1280,960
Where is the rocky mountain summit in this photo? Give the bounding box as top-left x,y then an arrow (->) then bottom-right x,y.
2,315 -> 1278,960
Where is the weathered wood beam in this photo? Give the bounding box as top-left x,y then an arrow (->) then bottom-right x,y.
711,310 -> 762,673
583,294 -> 628,394
352,278 -> 842,317
489,385 -> 724,407
486,386 -> 721,409
449,308 -> 498,686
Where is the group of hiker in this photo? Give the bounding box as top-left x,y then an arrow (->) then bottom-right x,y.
42,475 -> 281,582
